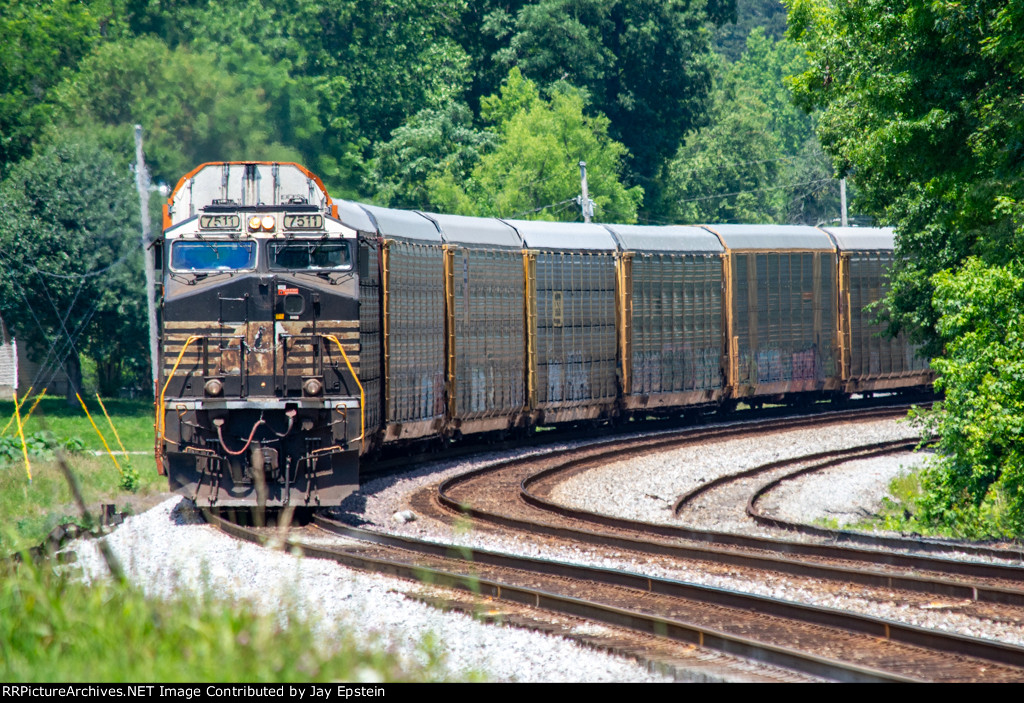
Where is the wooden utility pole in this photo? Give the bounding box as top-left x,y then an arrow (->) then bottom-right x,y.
134,125 -> 160,395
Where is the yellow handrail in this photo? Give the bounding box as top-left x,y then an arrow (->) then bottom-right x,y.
323,334 -> 365,442
157,335 -> 201,444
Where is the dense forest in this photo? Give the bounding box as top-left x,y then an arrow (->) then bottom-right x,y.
1,0 -> 1020,535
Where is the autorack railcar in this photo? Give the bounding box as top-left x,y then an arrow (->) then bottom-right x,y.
155,162 -> 932,507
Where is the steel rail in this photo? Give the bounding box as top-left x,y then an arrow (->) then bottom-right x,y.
203,509 -> 1024,682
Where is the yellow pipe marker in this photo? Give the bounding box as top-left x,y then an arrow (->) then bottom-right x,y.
22,389 -> 46,426
2,385 -> 33,436
95,394 -> 129,458
13,390 -> 31,481
77,393 -> 121,474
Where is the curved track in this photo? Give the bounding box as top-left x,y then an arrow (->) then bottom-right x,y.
205,509 -> 1024,682
201,402 -> 1024,681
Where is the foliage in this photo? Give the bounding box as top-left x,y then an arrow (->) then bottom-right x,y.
487,0 -> 735,193
50,35 -> 301,186
0,432 -> 84,466
714,0 -> 789,61
911,259 -> 1024,538
789,0 -> 1024,535
0,0 -> 103,174
115,0 -> 472,195
787,0 -> 1024,353
0,562 -> 462,682
663,29 -> 836,223
0,134 -> 147,397
428,70 -> 643,222
369,101 -> 497,210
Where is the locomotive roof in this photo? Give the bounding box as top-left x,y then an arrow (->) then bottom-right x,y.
701,224 -> 836,251
165,162 -> 333,226
604,224 -> 724,253
420,212 -> 523,248
502,219 -> 619,251
358,204 -> 442,242
818,226 -> 896,252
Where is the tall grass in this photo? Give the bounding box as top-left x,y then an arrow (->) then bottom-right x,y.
0,396 -> 163,554
0,562 -> 457,682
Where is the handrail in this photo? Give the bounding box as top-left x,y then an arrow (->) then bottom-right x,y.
323,334 -> 365,442
157,335 -> 202,448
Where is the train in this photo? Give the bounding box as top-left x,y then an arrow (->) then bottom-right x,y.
155,162 -> 932,507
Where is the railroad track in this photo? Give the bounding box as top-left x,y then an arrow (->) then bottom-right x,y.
204,509 -> 1024,682
200,402 -> 1024,681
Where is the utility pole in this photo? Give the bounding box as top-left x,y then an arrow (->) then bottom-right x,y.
840,177 -> 848,227
578,161 -> 594,223
134,125 -> 160,396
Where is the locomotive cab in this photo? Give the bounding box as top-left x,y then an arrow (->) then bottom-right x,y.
158,162 -> 362,507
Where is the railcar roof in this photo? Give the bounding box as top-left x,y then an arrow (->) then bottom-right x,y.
604,224 -> 724,253
502,219 -> 618,251
819,226 -> 895,252
332,200 -> 377,233
359,204 -> 442,242
420,212 -> 523,248
702,224 -> 835,251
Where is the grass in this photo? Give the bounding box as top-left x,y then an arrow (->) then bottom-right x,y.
0,395 -> 164,554
0,395 -> 155,452
0,561 -> 459,682
0,394 -> 480,683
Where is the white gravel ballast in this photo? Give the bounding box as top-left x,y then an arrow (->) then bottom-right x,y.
70,497 -> 672,683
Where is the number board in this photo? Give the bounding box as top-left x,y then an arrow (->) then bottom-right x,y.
283,214 -> 324,231
199,214 -> 240,230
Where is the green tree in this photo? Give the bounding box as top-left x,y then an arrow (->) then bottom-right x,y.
430,69 -> 643,222
788,0 -> 1024,351
0,0 -> 103,173
916,258 -> 1024,537
789,0 -> 1024,534
369,101 -> 497,210
0,135 -> 146,400
487,0 -> 735,194
663,30 -> 835,223
115,0 -> 472,195
50,36 -> 300,185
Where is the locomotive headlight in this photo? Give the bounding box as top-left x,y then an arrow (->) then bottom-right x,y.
248,215 -> 262,231
302,377 -> 323,397
261,215 -> 275,231
204,378 -> 224,397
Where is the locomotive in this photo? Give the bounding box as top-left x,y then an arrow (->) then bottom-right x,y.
155,162 -> 932,507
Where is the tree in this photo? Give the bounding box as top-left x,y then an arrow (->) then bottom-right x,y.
0,135 -> 146,401
486,0 -> 735,197
662,29 -> 836,223
788,0 -> 1024,534
49,36 -> 300,185
114,0 -> 473,195
429,69 -> 643,222
0,0 -> 103,174
788,0 -> 1024,352
369,101 -> 497,210
916,258 -> 1024,537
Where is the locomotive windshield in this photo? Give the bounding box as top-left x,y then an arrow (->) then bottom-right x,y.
170,241 -> 256,271
268,240 -> 352,270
